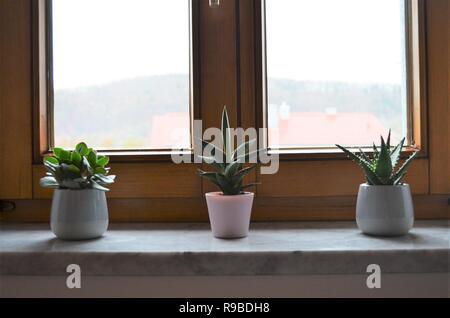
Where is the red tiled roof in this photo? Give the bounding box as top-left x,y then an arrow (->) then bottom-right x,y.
269,112 -> 392,147
150,112 -> 392,148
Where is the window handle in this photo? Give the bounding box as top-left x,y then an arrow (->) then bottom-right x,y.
209,0 -> 219,8
0,200 -> 15,212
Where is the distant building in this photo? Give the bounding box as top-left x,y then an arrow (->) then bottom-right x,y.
150,112 -> 391,149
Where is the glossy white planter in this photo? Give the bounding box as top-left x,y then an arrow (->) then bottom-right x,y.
356,184 -> 414,236
51,189 -> 109,240
205,192 -> 254,239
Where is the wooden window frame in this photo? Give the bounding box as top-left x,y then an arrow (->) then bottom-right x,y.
252,0 -> 428,161
31,0 -> 202,163
6,0 -> 443,223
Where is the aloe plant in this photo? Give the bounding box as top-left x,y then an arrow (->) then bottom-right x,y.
198,106 -> 258,195
336,131 -> 418,185
40,142 -> 116,191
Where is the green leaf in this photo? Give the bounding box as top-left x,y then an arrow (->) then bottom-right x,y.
375,136 -> 393,183
216,173 -> 237,195
336,144 -> 382,185
221,106 -> 233,163
372,143 -> 379,159
234,164 -> 257,180
386,129 -> 391,149
198,155 -> 224,172
390,137 -> 405,170
233,139 -> 256,162
97,155 -> 109,167
200,138 -> 224,156
94,167 -> 107,175
198,170 -> 222,189
70,151 -> 82,167
358,148 -> 371,163
53,148 -> 63,159
225,161 -> 242,178
59,149 -> 71,162
87,150 -> 97,168
75,142 -> 89,156
44,156 -> 59,165
391,151 -> 418,185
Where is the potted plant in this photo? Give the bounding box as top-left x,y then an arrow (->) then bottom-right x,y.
198,107 -> 258,239
40,142 -> 116,240
336,131 -> 418,236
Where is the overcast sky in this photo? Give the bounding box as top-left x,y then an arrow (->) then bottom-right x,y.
52,0 -> 405,90
266,0 -> 405,84
52,0 -> 190,90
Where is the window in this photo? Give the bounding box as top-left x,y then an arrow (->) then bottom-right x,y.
264,0 -> 411,150
50,0 -> 192,151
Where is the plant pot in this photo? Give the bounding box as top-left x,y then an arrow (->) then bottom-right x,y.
356,183 -> 414,236
205,192 -> 254,238
50,189 -> 109,240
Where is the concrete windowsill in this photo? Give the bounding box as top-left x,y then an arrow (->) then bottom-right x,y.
0,221 -> 448,276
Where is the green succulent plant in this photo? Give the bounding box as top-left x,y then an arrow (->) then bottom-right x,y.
198,106 -> 258,195
336,130 -> 418,186
40,142 -> 116,191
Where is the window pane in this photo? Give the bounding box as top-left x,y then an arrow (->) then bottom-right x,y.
52,0 -> 191,150
265,0 -> 408,148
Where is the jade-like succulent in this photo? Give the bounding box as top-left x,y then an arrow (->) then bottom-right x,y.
198,106 -> 258,195
40,142 -> 116,191
336,130 -> 418,186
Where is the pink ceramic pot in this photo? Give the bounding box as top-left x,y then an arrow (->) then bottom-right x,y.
205,192 -> 254,238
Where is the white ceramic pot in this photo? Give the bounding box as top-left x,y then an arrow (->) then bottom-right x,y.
356,183 -> 414,236
50,189 -> 109,240
205,192 -> 254,239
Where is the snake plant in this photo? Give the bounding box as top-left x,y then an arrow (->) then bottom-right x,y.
198,106 -> 258,195
40,142 -> 116,191
336,130 -> 418,185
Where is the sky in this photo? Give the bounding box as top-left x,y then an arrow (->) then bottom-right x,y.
266,0 -> 406,84
52,0 -> 190,90
52,0 -> 406,89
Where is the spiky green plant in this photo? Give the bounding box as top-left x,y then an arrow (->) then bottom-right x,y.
40,142 -> 116,191
336,131 -> 418,185
198,106 -> 258,195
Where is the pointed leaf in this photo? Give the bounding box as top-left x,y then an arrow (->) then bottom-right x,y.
225,161 -> 242,178
375,137 -> 393,183
232,139 -> 256,162
386,129 -> 391,149
391,151 -> 418,185
221,106 -> 232,163
336,144 -> 382,185
390,137 -> 405,170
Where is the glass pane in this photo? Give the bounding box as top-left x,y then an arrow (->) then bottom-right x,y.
265,0 -> 408,148
52,0 -> 191,150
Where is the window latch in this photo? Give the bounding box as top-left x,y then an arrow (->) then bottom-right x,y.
209,0 -> 220,8
0,200 -> 15,212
